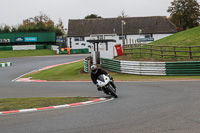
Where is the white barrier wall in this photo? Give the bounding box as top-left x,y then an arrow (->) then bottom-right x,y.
101,58 -> 166,76
91,42 -> 117,59
11,45 -> 58,51
120,61 -> 166,75
13,45 -> 36,50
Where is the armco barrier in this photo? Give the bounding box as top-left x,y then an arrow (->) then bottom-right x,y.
166,61 -> 200,76
84,59 -> 88,73
0,46 -> 5,51
101,58 -> 121,73
120,61 -> 166,75
13,45 -> 36,50
101,58 -> 200,76
36,45 -> 46,49
70,49 -> 89,54
4,46 -> 13,50
0,45 -> 55,51
101,58 -> 165,75
0,62 -> 12,68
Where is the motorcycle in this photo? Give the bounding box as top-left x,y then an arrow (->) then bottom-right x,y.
97,74 -> 118,98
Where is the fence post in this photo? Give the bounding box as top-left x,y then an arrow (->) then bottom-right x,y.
131,44 -> 133,54
123,44 -> 125,53
160,46 -> 163,59
150,45 -> 152,58
189,47 -> 192,59
174,47 -> 176,58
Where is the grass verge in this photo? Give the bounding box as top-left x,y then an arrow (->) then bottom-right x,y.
151,26 -> 200,46
0,97 -> 92,112
24,61 -> 90,81
23,60 -> 200,81
0,49 -> 56,58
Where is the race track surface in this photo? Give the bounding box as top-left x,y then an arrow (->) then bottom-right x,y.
1,55 -> 200,133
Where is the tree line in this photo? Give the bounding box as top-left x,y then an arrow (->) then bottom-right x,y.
0,12 -> 65,36
167,0 -> 200,31
1,0 -> 199,34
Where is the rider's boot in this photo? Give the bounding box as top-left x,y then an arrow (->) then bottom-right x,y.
97,86 -> 102,91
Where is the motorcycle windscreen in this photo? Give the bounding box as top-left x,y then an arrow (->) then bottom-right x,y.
97,75 -> 105,82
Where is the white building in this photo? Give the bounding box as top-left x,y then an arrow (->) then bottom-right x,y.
67,16 -> 177,59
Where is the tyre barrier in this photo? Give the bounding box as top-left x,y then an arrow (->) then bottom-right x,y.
101,58 -> 200,76
0,62 -> 12,68
0,45 -> 58,51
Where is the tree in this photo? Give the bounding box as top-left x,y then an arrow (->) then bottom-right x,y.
15,12 -> 64,35
167,0 -> 200,30
11,26 -> 17,32
85,14 -> 102,19
118,10 -> 129,18
56,18 -> 66,34
0,24 -> 10,33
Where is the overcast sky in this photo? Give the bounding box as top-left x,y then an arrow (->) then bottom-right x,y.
0,0 -> 200,29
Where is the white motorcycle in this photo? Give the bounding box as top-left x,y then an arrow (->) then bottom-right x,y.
97,74 -> 118,98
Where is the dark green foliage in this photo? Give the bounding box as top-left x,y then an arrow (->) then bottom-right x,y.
0,13 -> 65,36
167,0 -> 200,30
85,14 -> 102,19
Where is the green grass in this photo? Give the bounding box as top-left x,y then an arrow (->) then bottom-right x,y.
24,61 -> 90,81
0,49 -> 56,58
24,60 -> 200,81
151,26 -> 200,46
0,97 -> 91,112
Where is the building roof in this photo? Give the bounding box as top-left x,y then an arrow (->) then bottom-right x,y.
67,16 -> 177,37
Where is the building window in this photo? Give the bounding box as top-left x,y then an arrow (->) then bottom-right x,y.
74,37 -> 85,41
81,43 -> 86,46
80,37 -> 85,41
144,34 -> 153,38
97,35 -> 104,40
74,37 -> 79,41
119,35 -> 126,40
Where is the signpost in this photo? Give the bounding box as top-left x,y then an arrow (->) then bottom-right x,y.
15,37 -> 24,42
137,38 -> 154,42
0,39 -> 10,43
24,37 -> 37,42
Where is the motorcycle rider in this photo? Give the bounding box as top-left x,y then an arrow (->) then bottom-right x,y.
90,65 -> 116,91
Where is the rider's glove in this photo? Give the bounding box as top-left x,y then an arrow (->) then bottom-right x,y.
107,74 -> 113,80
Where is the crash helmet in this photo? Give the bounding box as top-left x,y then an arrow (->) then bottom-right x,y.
91,65 -> 98,74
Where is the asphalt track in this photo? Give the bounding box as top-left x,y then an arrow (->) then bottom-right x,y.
1,55 -> 200,133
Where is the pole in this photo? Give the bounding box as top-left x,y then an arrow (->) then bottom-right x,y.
121,20 -> 125,46
121,20 -> 124,46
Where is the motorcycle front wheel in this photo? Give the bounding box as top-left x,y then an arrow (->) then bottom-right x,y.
107,83 -> 118,98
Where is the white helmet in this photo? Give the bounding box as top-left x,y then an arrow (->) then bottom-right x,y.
91,65 -> 98,74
